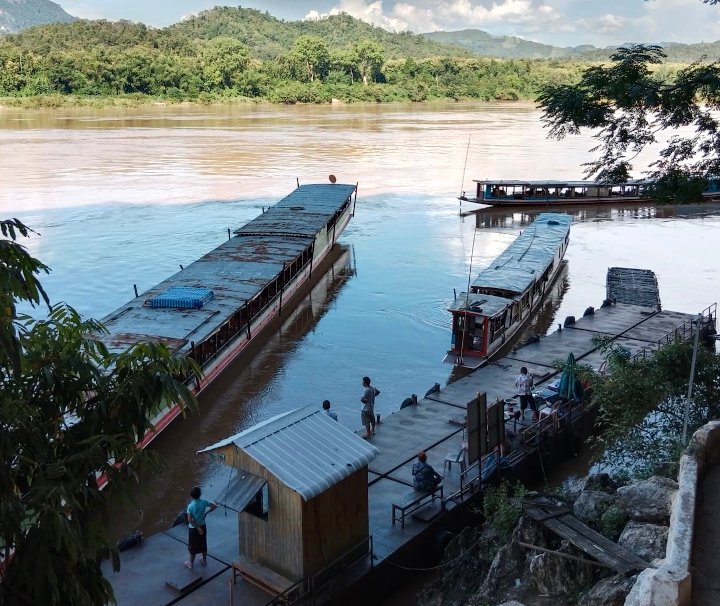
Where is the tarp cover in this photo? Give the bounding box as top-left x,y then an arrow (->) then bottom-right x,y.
148,286 -> 214,309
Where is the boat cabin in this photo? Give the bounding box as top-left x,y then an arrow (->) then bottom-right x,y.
473,179 -> 653,203
198,406 -> 378,586
446,213 -> 571,367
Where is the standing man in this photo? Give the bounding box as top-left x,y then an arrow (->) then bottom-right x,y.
360,376 -> 380,438
514,366 -> 538,421
185,486 -> 217,570
323,399 -> 338,421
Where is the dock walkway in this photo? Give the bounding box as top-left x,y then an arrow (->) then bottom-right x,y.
104,303 -> 698,605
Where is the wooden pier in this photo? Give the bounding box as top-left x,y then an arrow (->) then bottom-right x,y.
103,301 -> 708,605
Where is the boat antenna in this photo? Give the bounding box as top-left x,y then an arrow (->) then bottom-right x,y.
457,227 -> 478,365
459,134 -> 471,215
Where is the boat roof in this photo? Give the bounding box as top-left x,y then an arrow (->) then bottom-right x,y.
99,183 -> 356,356
471,213 -> 571,295
447,291 -> 513,316
198,406 -> 378,501
473,179 -> 653,187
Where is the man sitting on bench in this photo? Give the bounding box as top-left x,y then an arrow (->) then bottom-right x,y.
412,451 -> 442,492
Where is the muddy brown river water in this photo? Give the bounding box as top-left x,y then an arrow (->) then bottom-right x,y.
1,101 -> 717,536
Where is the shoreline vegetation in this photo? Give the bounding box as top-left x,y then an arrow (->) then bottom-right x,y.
0,8 -> 692,111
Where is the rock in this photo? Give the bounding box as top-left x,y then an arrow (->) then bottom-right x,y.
573,490 -> 615,524
578,574 -> 638,606
584,473 -> 619,494
529,541 -> 592,597
477,515 -> 547,597
563,473 -> 618,502
616,476 -> 677,523
417,526 -> 489,606
497,602 -> 527,606
618,521 -> 668,562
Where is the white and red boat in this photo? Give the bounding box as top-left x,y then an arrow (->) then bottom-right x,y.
444,213 -> 571,369
97,182 -> 357,486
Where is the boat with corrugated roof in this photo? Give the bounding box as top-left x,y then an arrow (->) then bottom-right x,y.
96,180 -> 357,485
460,178 -> 720,207
444,212 -> 571,368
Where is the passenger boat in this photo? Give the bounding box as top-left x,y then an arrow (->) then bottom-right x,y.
444,213 -> 571,368
462,179 -> 652,206
96,182 -> 357,485
460,178 -> 720,207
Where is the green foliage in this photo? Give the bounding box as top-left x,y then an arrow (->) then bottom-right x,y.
0,9 -> 592,105
539,41 -> 720,193
591,338 -> 720,478
599,505 -> 628,541
0,221 -> 202,605
482,480 -> 527,539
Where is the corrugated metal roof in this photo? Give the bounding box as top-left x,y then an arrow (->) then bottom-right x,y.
198,406 -> 378,501
215,470 -> 267,513
447,291 -> 512,317
473,179 -> 654,187
98,183 -> 356,356
606,267 -> 661,308
471,213 -> 571,295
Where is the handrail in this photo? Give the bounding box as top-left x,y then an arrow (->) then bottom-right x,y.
632,303 -> 717,362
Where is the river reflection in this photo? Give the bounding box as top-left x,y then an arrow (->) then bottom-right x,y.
1,102 -> 718,536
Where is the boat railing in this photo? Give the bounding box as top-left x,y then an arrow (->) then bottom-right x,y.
632,302 -> 717,362
263,535 -> 374,605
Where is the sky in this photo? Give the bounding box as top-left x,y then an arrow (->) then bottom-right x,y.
58,0 -> 720,48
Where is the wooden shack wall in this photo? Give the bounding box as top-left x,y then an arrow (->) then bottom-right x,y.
301,467 -> 369,576
230,448 -> 305,581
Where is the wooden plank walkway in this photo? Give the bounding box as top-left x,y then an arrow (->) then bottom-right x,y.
523,495 -> 650,574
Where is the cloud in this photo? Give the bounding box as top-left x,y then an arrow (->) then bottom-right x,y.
305,0 -> 566,33
301,0 -> 719,47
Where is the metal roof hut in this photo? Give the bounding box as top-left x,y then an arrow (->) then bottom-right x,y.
198,406 -> 378,584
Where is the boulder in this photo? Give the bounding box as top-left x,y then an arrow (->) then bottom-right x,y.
578,574 -> 638,606
417,526 -> 488,606
573,490 -> 615,524
497,602 -> 527,606
478,515 -> 547,597
529,541 -> 592,597
564,473 -> 618,502
616,476 -> 677,523
618,521 -> 668,562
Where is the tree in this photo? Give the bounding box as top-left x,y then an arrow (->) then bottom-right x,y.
0,219 -> 201,606
538,42 -> 720,199
589,335 -> 720,478
291,35 -> 329,83
353,39 -> 384,86
202,36 -> 251,89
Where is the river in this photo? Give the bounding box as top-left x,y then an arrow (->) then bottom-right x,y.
1,101 -> 717,537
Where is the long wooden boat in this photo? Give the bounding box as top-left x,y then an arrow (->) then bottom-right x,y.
444,212 -> 571,369
460,178 -> 720,207
97,182 -> 357,485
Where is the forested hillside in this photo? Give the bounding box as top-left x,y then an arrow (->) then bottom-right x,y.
0,7 -> 686,106
0,0 -> 74,33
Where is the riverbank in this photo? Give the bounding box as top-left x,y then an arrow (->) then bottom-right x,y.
0,94 -> 540,111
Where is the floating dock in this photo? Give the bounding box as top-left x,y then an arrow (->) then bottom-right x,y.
103,301 -> 713,605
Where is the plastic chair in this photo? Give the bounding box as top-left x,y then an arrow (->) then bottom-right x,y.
444,447 -> 467,475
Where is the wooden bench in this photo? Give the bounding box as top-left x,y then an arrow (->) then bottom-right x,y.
230,555 -> 296,605
392,484 -> 443,528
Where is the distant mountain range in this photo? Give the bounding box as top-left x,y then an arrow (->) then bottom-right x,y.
423,29 -> 720,62
0,0 -> 74,33
423,29 -> 593,59
1,0 -> 718,63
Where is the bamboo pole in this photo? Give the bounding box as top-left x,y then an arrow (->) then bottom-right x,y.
517,542 -> 612,569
